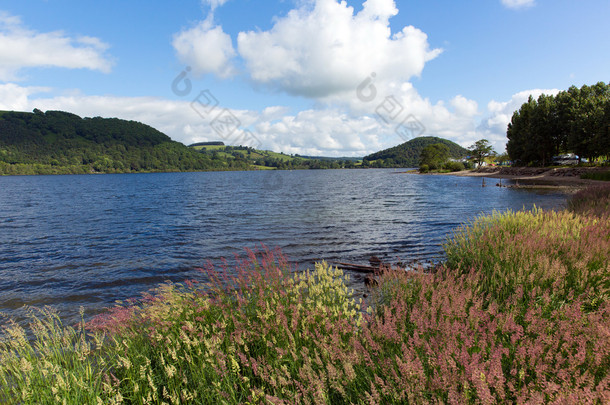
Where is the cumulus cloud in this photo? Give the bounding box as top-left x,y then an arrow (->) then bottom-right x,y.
236,0 -> 442,98
253,109 -> 379,156
0,11 -> 113,81
450,95 -> 478,117
2,0 -> 557,160
167,0 -> 486,154
172,17 -> 236,78
501,0 -> 535,10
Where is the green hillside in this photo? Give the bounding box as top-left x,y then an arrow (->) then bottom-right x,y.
189,144 -> 360,170
363,136 -> 469,168
0,110 -> 250,175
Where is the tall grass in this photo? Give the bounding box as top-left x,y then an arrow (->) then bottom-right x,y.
1,188 -> 609,403
568,184 -> 610,218
444,207 -> 609,309
581,171 -> 610,182
0,307 -> 115,404
87,249 -> 366,404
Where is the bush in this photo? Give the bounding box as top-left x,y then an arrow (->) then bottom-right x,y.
444,161 -> 465,172
419,164 -> 429,173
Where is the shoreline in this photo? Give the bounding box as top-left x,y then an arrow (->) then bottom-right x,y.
437,166 -> 609,190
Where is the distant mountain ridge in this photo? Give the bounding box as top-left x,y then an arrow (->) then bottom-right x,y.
363,136 -> 469,168
0,109 -> 245,175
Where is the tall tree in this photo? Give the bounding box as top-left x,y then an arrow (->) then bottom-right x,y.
568,83 -> 608,162
468,139 -> 495,168
419,143 -> 450,170
532,94 -> 558,166
507,82 -> 610,165
507,96 -> 536,165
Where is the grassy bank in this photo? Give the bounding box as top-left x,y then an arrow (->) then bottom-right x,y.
1,187 -> 609,403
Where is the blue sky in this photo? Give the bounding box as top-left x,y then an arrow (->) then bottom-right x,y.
0,0 -> 608,156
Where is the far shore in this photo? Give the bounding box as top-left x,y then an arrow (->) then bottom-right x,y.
428,166 -> 609,190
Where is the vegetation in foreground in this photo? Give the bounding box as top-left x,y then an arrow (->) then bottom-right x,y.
1,186 -> 609,404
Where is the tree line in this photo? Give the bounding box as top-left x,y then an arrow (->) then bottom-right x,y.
507,82 -> 610,165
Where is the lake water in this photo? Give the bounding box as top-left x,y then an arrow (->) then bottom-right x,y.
0,169 -> 568,324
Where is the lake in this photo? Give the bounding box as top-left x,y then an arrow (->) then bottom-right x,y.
0,169 -> 568,324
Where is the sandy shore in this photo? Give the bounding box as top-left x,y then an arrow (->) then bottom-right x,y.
444,167 -> 609,190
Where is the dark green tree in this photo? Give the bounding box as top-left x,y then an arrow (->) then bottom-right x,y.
468,139 -> 495,168
507,96 -> 536,165
507,82 -> 610,165
419,143 -> 450,170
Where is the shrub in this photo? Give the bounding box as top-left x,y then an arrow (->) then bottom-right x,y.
444,161 -> 465,172
419,164 -> 429,173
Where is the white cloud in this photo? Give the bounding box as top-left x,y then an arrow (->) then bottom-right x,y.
0,83 -> 49,110
202,0 -> 230,11
450,95 -> 478,117
253,109 -> 379,156
501,0 -> 535,10
0,11 -> 113,81
172,17 -> 236,78
0,83 -> 409,156
236,0 -> 441,98
164,0 -> 500,156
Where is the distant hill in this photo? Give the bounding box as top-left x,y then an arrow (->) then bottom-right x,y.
295,155 -> 362,162
363,136 -> 469,168
0,110 -> 248,175
189,144 -> 360,169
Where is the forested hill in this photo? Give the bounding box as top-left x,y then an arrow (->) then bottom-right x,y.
0,109 -> 248,175
363,136 -> 469,168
